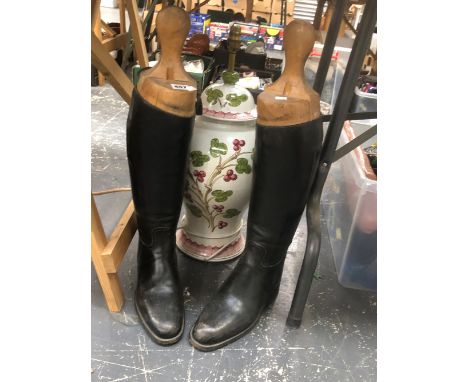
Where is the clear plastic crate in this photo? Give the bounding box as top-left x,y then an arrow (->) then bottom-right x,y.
322,122 -> 377,291
350,86 -> 377,113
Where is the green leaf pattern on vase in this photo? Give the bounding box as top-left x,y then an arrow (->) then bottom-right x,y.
186,204 -> 202,217
235,158 -> 252,174
205,88 -> 223,105
209,138 -> 228,157
211,190 -> 233,202
226,93 -> 249,107
222,209 -> 241,218
190,151 -> 210,167
185,137 -> 253,232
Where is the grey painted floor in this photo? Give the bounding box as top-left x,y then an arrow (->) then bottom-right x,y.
91,85 -> 377,382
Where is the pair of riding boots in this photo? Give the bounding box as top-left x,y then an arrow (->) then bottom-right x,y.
127,90 -> 322,350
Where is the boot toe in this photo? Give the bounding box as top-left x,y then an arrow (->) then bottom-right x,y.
191,321 -> 220,346
190,298 -> 255,349
148,315 -> 182,339
135,297 -> 184,344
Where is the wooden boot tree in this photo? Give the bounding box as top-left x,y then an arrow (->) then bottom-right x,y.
257,20 -> 321,127
137,6 -> 197,117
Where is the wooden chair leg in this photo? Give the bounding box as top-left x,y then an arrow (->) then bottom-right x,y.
91,195 -> 124,312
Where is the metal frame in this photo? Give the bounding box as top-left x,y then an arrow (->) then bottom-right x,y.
287,0 -> 377,327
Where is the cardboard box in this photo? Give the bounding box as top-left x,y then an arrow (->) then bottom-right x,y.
189,13 -> 211,36
207,22 -> 230,45
258,25 -> 284,50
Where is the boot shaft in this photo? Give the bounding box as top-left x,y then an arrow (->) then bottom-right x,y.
245,119 -> 323,261
127,89 -> 194,243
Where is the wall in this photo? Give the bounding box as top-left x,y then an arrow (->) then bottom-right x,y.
198,0 -> 295,25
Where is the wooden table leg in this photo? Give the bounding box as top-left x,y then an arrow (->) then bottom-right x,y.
91,195 -> 124,312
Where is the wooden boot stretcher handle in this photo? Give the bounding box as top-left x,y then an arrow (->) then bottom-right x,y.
257,20 -> 321,127
137,6 -> 197,117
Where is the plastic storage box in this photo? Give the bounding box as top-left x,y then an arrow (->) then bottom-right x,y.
350,86 -> 377,113
322,121 -> 377,291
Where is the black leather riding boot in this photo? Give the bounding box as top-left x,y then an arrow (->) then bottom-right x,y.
190,119 -> 322,351
127,90 -> 194,345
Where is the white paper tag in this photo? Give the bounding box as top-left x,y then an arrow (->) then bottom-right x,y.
171,84 -> 197,91
275,96 -> 288,100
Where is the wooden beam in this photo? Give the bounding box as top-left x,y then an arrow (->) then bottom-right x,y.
342,14 -> 377,61
119,0 -> 127,33
103,32 -> 128,51
186,0 -> 192,12
91,195 -> 124,312
92,2 -> 106,86
190,0 -> 210,13
91,32 -> 133,104
246,0 -> 253,22
100,19 -> 118,37
101,200 -> 137,273
91,0 -> 101,31
126,0 -> 149,68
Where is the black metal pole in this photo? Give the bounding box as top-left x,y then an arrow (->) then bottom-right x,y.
313,0 -> 347,95
286,0 -> 377,328
313,0 -> 326,31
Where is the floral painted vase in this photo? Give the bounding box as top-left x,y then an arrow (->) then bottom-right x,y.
176,71 -> 257,261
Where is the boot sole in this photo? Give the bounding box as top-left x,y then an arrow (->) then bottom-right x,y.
189,291 -> 279,352
134,299 -> 185,346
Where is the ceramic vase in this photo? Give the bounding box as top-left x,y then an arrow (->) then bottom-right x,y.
176,73 -> 257,261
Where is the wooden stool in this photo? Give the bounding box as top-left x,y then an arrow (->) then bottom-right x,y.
91,196 -> 136,311
91,0 -> 148,312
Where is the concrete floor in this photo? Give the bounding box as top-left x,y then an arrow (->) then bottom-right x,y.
91,85 -> 377,382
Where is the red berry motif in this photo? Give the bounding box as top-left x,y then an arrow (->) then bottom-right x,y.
213,205 -> 224,213
217,221 -> 228,229
194,169 -> 206,182
223,170 -> 238,182
232,138 -> 243,151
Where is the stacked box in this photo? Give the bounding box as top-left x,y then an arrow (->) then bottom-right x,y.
189,13 -> 211,37
258,25 -> 284,50
232,22 -> 259,45
207,22 -> 230,45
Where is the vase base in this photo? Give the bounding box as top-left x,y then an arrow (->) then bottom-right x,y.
176,229 -> 245,262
